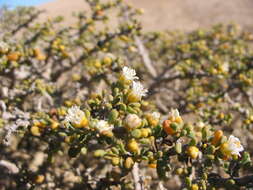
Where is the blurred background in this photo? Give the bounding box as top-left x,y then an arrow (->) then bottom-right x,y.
1,0 -> 253,31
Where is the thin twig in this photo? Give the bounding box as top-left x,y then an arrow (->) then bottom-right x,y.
132,163 -> 142,190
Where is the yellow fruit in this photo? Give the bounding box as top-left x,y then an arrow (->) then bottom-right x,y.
94,60 -> 102,68
140,128 -> 150,138
187,146 -> 199,159
59,45 -> 65,51
191,184 -> 199,190
124,157 -> 134,169
111,157 -> 120,166
220,142 -> 231,156
127,139 -> 139,154
211,130 -> 223,145
30,126 -> 41,137
34,48 -> 46,61
103,57 -> 112,65
218,113 -> 225,119
7,52 -> 20,61
148,163 -> 157,169
34,175 -> 45,184
51,121 -> 59,130
64,100 -> 73,107
175,168 -> 184,175
72,74 -> 81,81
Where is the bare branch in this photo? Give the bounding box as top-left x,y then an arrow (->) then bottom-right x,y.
135,36 -> 157,78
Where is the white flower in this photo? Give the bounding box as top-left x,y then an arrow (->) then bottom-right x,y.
132,81 -> 148,98
16,119 -> 30,127
14,66 -> 30,79
122,66 -> 139,81
168,108 -> 182,123
196,121 -> 205,128
151,112 -> 160,120
96,120 -> 114,133
227,135 -> 244,156
65,106 -> 85,125
0,41 -> 8,52
169,109 -> 180,118
221,62 -> 229,73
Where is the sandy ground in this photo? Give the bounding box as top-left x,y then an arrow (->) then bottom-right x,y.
38,0 -> 253,32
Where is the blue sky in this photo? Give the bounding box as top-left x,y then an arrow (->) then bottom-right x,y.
0,0 -> 53,7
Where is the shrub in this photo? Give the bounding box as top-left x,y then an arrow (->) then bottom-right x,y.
0,0 -> 253,189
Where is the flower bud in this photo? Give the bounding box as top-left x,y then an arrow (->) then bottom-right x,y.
227,179 -> 235,185
206,154 -> 215,160
109,109 -> 119,123
175,141 -> 182,154
94,150 -> 106,157
206,145 -> 216,154
185,177 -> 192,187
124,114 -> 142,131
131,129 -> 142,138
81,147 -> 87,155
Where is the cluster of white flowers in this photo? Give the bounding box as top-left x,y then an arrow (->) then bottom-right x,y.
132,81 -> 148,98
125,114 -> 142,129
227,135 -> 244,156
122,66 -> 139,81
95,120 -> 114,133
151,112 -> 161,120
65,106 -> 85,125
122,66 -> 148,99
